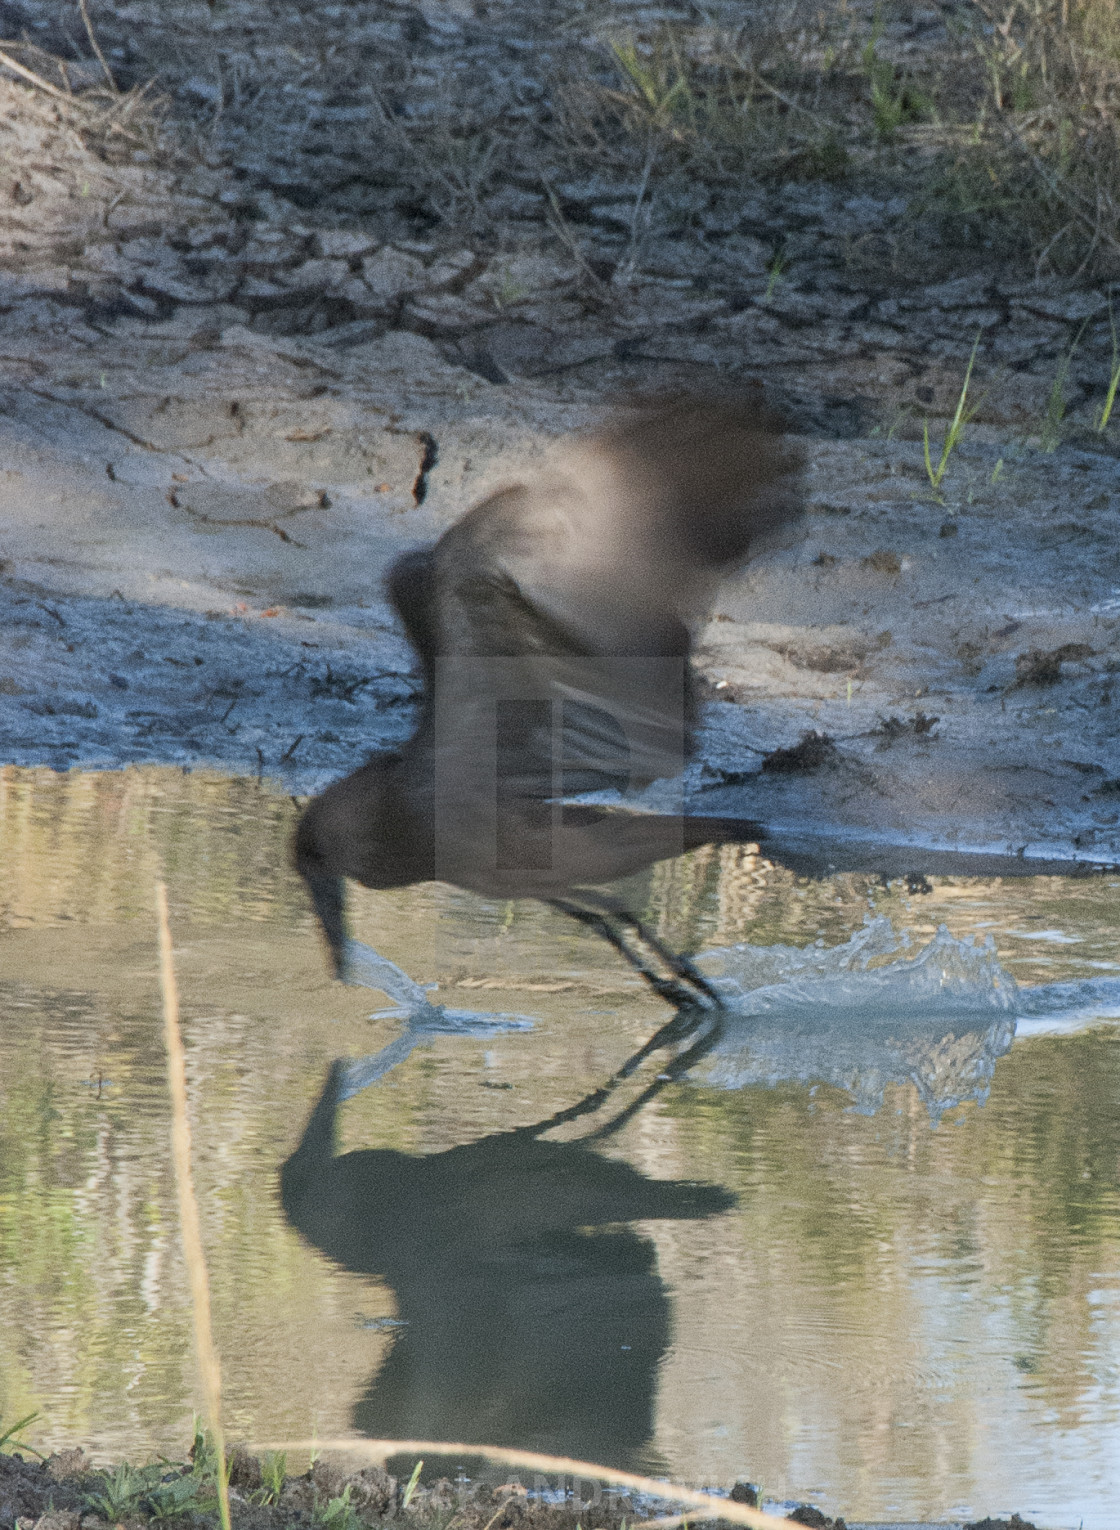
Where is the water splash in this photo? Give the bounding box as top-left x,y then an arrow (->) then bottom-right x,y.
336,924 -> 1120,1114
694,917 -> 1019,1122
694,916 -> 1120,1119
339,938 -> 536,1100
1013,975 -> 1120,1036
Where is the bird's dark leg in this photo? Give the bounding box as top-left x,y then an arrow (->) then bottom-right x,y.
554,890 -> 723,1010
548,896 -> 711,1011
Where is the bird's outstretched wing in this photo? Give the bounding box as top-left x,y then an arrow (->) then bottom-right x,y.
376,395 -> 803,896
389,521 -> 693,799
386,395 -> 804,801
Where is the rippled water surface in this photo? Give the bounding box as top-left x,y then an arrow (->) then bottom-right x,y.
1,767 -> 1119,1527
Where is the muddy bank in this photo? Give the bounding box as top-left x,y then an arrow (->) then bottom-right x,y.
0,1444 -> 1022,1530
0,1 -> 1117,861
0,328 -> 1116,862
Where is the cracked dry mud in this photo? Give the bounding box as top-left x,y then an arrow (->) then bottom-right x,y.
0,0 -> 1116,865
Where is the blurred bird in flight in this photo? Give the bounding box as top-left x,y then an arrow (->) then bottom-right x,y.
294,393 -> 805,1015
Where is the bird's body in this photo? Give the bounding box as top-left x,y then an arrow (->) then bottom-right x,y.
295,394 -> 805,997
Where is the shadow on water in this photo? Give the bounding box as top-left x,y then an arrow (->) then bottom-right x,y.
281,1060 -> 734,1475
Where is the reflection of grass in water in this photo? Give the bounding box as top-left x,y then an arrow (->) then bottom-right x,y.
0,770 -> 422,1459
0,765 -> 305,930
641,841 -> 1119,985
663,1027 -> 1120,1414
4,761 -> 1116,983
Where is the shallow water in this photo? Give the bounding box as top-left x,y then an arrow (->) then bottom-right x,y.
1,766 -> 1118,1526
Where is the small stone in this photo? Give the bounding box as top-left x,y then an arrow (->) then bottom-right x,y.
483,185 -> 544,218
123,291 -> 163,316
361,247 -> 427,300
1019,291 -> 1107,323
33,1512 -> 82,1530
963,1517 -> 1037,1530
310,1459 -> 349,1500
279,1477 -> 318,1515
239,274 -> 289,300
240,233 -> 306,266
405,292 -> 492,335
588,201 -> 640,230
117,236 -> 171,265
140,271 -> 211,303
280,258 -> 350,291
914,274 -> 990,309
334,275 -> 384,312
556,176 -> 645,205
178,167 -> 227,198
181,76 -> 221,104
316,229 -> 379,259
424,249 -> 479,288
347,1467 -> 396,1518
79,244 -> 128,277
45,1450 -> 88,1482
182,222 -> 237,250
227,1448 -> 261,1493
762,731 -> 838,773
787,1509 -> 846,1530
864,548 -> 902,575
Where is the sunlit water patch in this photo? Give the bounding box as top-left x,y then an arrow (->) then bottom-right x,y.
1,768 -> 1118,1528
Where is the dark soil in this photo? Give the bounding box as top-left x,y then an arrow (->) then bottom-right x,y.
0,1447 -> 1043,1530
0,1448 -> 861,1530
760,731 -> 839,773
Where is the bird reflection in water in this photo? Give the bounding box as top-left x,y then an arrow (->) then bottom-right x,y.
281,1049 -> 734,1474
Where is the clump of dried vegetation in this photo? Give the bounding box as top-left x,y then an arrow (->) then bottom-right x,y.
926,0 -> 1120,276
548,0 -> 1120,277
3,0 -> 1119,280
0,31 -> 172,165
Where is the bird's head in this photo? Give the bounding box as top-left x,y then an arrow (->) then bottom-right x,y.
292,757 -> 416,980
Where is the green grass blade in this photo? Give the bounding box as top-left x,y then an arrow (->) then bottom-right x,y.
1096,301 -> 1120,431
402,1460 -> 424,1510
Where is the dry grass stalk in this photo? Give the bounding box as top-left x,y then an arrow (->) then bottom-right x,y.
0,37 -> 162,159
156,881 -> 232,1530
954,0 -> 1120,272
260,1440 -> 792,1530
0,45 -> 78,104
76,0 -> 118,93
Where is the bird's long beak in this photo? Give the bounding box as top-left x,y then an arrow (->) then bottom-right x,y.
303,869 -> 350,980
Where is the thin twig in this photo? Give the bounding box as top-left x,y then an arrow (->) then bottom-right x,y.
0,45 -> 76,103
538,172 -> 610,296
76,0 -> 118,93
478,1500 -> 520,1530
618,142 -> 656,283
257,1441 -> 793,1530
156,883 -> 232,1530
733,53 -> 845,132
